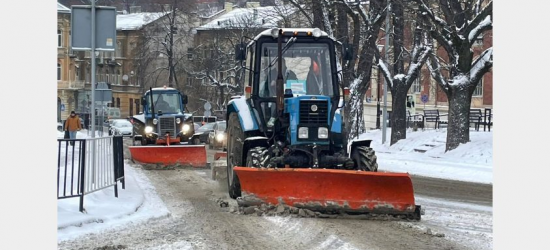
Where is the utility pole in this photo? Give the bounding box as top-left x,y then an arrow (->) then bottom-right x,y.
381,0 -> 390,144
90,0 -> 96,138
376,68 -> 381,129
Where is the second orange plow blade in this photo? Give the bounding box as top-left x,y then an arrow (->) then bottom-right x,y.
234,167 -> 420,218
129,145 -> 207,168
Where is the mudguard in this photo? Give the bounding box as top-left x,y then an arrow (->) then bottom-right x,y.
348,139 -> 373,157
227,96 -> 259,132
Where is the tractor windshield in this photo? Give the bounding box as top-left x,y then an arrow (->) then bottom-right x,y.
258,43 -> 334,97
148,92 -> 183,114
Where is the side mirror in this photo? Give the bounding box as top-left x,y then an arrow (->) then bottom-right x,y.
141,98 -> 146,106
342,43 -> 353,61
182,94 -> 188,104
235,43 -> 246,61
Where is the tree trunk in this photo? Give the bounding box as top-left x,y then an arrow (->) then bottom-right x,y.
389,80 -> 408,145
445,83 -> 473,151
345,88 -> 366,141
311,0 -> 324,29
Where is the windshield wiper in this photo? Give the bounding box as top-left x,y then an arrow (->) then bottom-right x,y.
265,37 -> 297,70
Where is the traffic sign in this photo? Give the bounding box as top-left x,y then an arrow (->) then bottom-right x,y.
61,104 -> 65,111
204,110 -> 211,117
421,94 -> 429,104
204,102 -> 212,110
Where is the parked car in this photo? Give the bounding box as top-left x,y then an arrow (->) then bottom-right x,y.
109,119 -> 133,137
193,122 -> 202,131
207,121 -> 227,149
189,122 -> 216,145
107,118 -> 127,135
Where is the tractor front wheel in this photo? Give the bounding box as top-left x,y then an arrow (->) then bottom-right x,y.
246,147 -> 267,168
140,136 -> 148,146
351,146 -> 378,172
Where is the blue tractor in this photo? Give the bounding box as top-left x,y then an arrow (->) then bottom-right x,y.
225,28 -> 420,218
131,86 -> 195,145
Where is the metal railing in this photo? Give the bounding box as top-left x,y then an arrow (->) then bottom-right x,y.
57,136 -> 125,212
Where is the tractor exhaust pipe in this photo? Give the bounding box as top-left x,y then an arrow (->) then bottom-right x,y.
276,29 -> 284,120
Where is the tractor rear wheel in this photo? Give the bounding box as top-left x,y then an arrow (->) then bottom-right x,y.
227,113 -> 243,198
351,146 -> 378,172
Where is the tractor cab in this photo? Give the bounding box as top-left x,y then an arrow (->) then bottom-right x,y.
133,86 -> 194,145
240,28 -> 342,148
225,28 -> 420,219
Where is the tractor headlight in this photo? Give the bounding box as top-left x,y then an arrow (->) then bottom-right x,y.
176,118 -> 181,124
312,28 -> 322,38
216,133 -> 225,142
153,119 -> 158,125
145,126 -> 153,134
182,124 -> 190,133
271,28 -> 279,38
318,127 -> 329,139
298,127 -> 309,139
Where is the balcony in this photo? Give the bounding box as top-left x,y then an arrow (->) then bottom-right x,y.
57,80 -> 86,89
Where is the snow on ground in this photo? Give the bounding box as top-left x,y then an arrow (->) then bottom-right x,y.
57,130 -> 170,242
360,128 -> 492,184
57,127 -> 493,244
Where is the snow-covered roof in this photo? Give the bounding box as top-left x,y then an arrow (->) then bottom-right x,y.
117,12 -> 168,31
197,6 -> 295,31
57,2 -> 71,14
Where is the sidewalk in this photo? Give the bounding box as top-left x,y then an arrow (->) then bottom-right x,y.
57,131 -> 170,242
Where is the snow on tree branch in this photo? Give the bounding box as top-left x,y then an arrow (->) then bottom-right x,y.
378,60 -> 393,88
428,29 -> 454,59
427,51 -> 449,92
405,45 -> 431,86
470,47 -> 493,83
321,0 -> 334,37
468,15 -> 492,43
465,1 -> 492,36
288,0 -> 313,26
415,0 -> 448,29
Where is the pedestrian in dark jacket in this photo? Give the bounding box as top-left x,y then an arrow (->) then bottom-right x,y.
65,111 -> 82,144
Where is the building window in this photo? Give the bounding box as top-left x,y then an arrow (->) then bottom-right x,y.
57,63 -> 61,80
187,48 -> 194,60
129,98 -> 134,115
473,78 -> 483,97
135,99 -> 140,114
412,77 -> 421,93
186,73 -> 192,86
116,98 -> 120,108
116,41 -> 123,58
115,70 -> 119,85
75,66 -> 79,79
473,34 -> 483,47
58,29 -> 62,47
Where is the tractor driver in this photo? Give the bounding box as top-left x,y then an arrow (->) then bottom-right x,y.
155,95 -> 172,113
261,58 -> 297,127
306,54 -> 326,95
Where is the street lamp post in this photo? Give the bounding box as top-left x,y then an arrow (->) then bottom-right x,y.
381,0 -> 390,145
376,71 -> 381,129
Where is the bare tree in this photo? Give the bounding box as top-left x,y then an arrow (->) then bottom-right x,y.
378,2 -> 431,145
414,0 -> 493,151
185,5 -> 297,112
140,0 -> 197,90
286,0 -> 387,143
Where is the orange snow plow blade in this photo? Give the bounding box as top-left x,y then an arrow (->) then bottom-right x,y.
129,145 -> 207,168
234,167 -> 420,218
